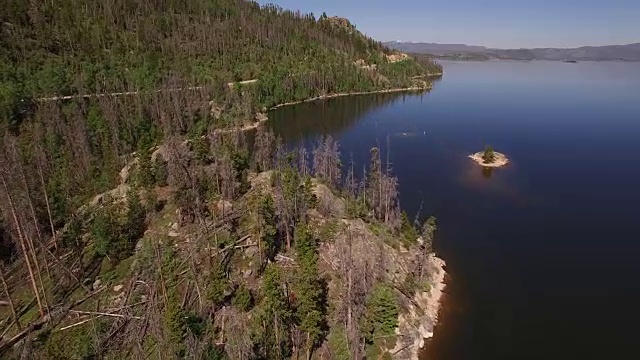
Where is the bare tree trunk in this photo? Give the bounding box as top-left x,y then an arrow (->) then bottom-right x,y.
39,241 -> 90,292
23,225 -> 50,318
189,256 -> 203,312
18,151 -> 48,270
378,153 -> 383,220
384,142 -> 391,224
286,227 -> 292,251
257,211 -> 263,265
274,314 -> 280,357
0,265 -> 20,330
347,224 -> 353,331
1,175 -> 44,317
15,152 -> 51,316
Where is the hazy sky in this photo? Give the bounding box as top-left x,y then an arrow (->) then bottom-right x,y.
258,0 -> 640,48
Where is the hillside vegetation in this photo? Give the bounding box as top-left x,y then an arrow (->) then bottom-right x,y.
0,0 -> 441,252
1,0 -> 441,108
0,1 -> 444,359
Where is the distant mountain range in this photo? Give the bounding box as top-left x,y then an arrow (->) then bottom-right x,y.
384,41 -> 640,61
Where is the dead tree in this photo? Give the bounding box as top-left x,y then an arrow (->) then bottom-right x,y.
312,135 -> 341,188
254,126 -> 275,171
0,264 -> 19,330
0,174 -> 44,317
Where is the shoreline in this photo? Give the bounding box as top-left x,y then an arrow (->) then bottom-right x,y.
270,84 -> 432,110
391,254 -> 447,360
215,84 -> 433,134
468,152 -> 509,168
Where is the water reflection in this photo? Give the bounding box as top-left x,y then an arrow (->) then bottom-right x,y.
457,160 -> 527,206
481,166 -> 493,178
267,91 -> 430,141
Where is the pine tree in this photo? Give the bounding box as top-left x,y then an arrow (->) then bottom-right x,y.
136,135 -> 155,188
360,284 -> 398,343
327,326 -> 351,360
252,264 -> 292,359
153,155 -> 169,186
259,194 -> 278,261
482,145 -> 496,163
293,224 -> 326,358
207,260 -> 229,307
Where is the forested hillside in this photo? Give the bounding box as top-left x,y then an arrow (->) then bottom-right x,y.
0,1 -> 443,359
1,0 -> 441,107
0,0 -> 441,215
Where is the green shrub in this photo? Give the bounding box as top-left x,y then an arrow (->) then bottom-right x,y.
184,312 -> 207,338
91,191 -> 146,264
232,284 -> 254,311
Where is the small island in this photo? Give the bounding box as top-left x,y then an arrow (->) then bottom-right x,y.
469,146 -> 509,167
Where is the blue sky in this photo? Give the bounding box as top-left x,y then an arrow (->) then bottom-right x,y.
258,0 -> 640,48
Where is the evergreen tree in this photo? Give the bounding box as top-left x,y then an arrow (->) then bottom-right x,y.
400,210 -> 419,244
252,264 -> 292,359
125,190 -> 146,241
421,216 -> 437,254
232,284 -> 254,312
91,190 -> 146,263
207,260 -> 229,307
153,155 -> 169,186
294,224 -> 326,357
360,284 -> 399,343
136,135 -> 155,188
327,326 -> 351,360
259,194 -> 278,261
482,145 -> 496,163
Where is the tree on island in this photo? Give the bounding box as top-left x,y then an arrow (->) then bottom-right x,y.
482,146 -> 496,164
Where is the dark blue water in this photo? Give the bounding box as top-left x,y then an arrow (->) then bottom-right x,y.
268,61 -> 640,360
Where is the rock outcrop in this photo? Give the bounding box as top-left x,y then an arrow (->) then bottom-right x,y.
390,256 -> 446,360
308,180 -> 446,360
386,52 -> 410,63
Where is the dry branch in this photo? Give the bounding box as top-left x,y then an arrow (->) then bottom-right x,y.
68,310 -> 144,320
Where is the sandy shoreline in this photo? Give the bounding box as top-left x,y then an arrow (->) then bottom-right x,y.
468,152 -> 509,167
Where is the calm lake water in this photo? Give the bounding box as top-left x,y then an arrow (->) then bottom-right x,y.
267,61 -> 640,360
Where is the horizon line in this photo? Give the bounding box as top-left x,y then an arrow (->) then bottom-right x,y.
382,40 -> 640,50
